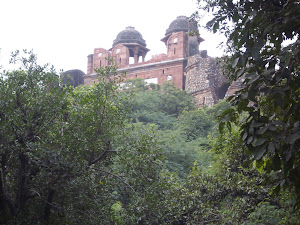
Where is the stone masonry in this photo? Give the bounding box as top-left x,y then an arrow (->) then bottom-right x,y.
79,16 -> 242,107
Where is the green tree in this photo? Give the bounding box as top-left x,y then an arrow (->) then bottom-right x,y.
199,0 -> 300,203
157,128 -> 205,178
177,108 -> 215,141
120,80 -> 222,179
1,51 -> 199,224
123,89 -> 176,130
179,127 -> 300,224
0,51 -> 148,224
0,51 -> 68,223
158,82 -> 195,117
120,80 -> 194,130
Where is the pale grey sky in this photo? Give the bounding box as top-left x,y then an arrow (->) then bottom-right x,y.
0,0 -> 226,73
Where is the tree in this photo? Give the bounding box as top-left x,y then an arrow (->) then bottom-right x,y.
198,0 -> 300,204
180,127 -> 300,224
177,108 -> 215,141
120,80 -> 194,129
158,82 -> 195,117
0,51 -> 68,223
1,51 -> 199,224
0,51 -> 128,223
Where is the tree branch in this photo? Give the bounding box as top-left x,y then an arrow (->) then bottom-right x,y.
96,168 -> 136,194
88,141 -> 112,166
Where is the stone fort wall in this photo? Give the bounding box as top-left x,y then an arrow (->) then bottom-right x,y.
185,53 -> 231,107
64,16 -> 243,107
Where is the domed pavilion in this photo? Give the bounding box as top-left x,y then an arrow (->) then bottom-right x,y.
111,26 -> 149,64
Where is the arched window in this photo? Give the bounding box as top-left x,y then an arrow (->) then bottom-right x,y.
100,60 -> 101,67
174,48 -> 176,54
162,69 -> 164,74
119,57 -> 121,64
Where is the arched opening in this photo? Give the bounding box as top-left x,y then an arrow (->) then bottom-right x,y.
119,57 -> 121,64
217,83 -> 229,99
100,60 -> 101,67
174,48 -> 176,54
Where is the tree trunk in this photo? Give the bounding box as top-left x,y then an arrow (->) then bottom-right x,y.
43,189 -> 55,224
15,152 -> 29,213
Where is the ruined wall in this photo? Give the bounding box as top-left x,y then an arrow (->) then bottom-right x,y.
185,53 -> 228,107
84,58 -> 186,89
83,15 -> 243,107
85,50 -> 243,107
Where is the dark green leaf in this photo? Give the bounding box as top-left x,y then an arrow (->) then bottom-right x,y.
254,138 -> 267,146
254,144 -> 267,160
247,136 -> 253,144
257,126 -> 268,135
286,133 -> 300,145
268,142 -> 275,153
206,18 -> 216,28
285,151 -> 292,162
242,132 -> 248,141
213,21 -> 219,33
232,57 -> 239,68
233,11 -> 239,22
252,122 -> 264,128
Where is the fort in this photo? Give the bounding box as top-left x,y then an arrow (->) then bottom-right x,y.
65,16 -> 242,107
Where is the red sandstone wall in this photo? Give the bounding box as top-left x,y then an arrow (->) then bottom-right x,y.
92,48 -> 111,74
123,61 -> 185,89
85,30 -> 187,90
166,32 -> 187,59
84,60 -> 185,90
111,44 -> 130,67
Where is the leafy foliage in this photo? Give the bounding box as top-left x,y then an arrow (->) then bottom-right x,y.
180,127 -> 299,224
120,80 -> 215,178
0,52 -> 171,224
2,49 -> 298,224
121,79 -> 195,128
199,0 -> 300,204
177,109 -> 214,141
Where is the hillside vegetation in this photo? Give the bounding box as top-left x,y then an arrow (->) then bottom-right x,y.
0,51 -> 299,224
1,0 -> 299,222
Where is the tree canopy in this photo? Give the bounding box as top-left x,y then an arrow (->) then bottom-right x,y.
1,50 -> 299,223
2,2 -> 300,219
198,0 -> 300,204
0,51 -> 170,224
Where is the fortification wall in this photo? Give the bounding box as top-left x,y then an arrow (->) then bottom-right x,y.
185,54 -> 228,107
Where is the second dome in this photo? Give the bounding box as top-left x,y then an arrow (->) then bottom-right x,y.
165,16 -> 189,36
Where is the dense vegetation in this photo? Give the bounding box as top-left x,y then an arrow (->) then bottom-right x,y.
0,50 -> 299,224
1,0 -> 299,223
197,0 -> 300,205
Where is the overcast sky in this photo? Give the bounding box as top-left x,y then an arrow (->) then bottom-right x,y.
0,0 -> 226,73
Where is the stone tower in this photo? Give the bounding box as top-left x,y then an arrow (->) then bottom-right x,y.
185,54 -> 228,107
184,18 -> 230,107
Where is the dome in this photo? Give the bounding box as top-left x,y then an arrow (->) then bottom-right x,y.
165,16 -> 189,35
113,26 -> 146,47
62,69 -> 85,87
